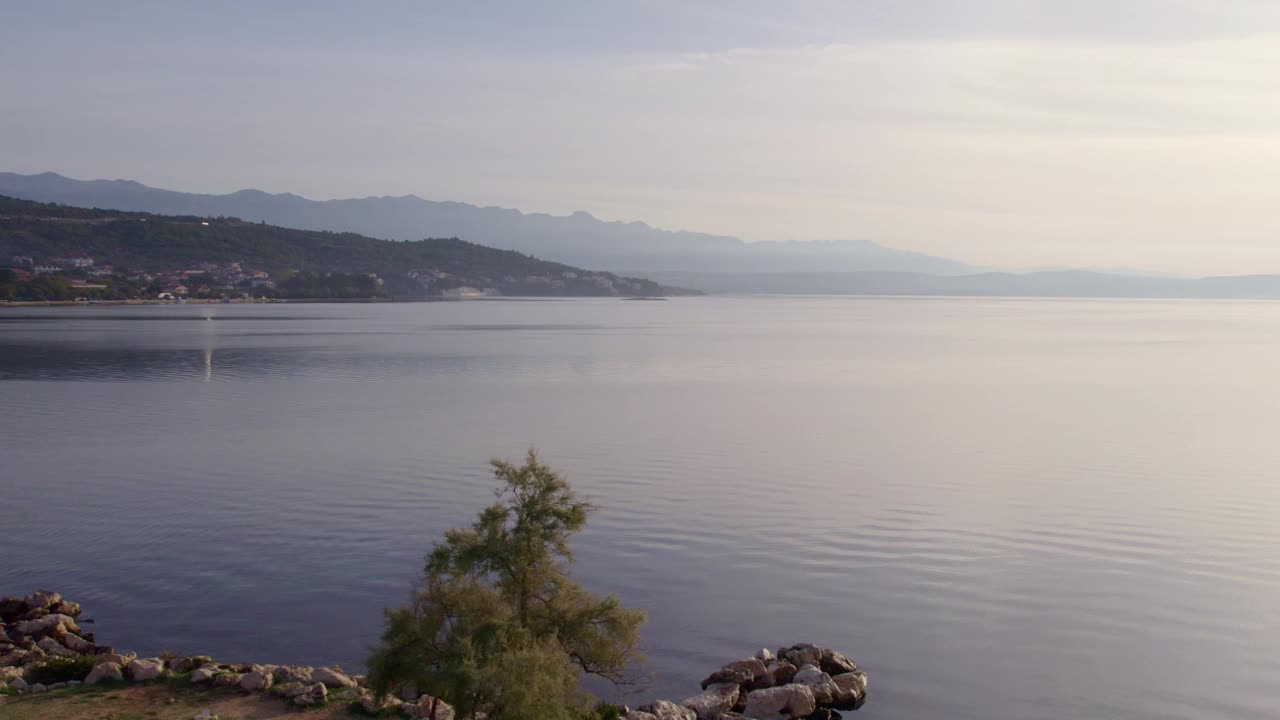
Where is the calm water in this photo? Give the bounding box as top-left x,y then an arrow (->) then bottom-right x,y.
3,298 -> 1279,719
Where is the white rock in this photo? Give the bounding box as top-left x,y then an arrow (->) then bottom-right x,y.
272,681 -> 307,698
636,700 -> 696,720
742,684 -> 817,720
292,682 -> 328,707
37,637 -> 76,657
406,695 -> 456,720
15,614 -> 78,637
126,657 -> 166,681
311,666 -> 355,688
84,661 -> 123,685
273,665 -> 313,684
239,666 -> 273,692
0,649 -> 26,668
190,665 -> 219,683
95,652 -> 132,666
23,591 -> 61,610
61,633 -> 94,653
754,648 -> 775,662
792,664 -> 838,705
681,682 -> 740,720
831,670 -> 869,708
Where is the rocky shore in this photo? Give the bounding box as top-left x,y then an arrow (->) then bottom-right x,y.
0,591 -> 867,720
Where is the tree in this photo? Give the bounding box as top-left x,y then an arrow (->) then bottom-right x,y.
369,451 -> 645,719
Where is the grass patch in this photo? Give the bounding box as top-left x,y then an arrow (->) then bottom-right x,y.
26,655 -> 96,685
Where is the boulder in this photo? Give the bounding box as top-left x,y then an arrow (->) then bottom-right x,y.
362,693 -> 404,714
239,666 -> 274,692
754,648 -> 775,662
830,671 -> 868,709
292,682 -> 328,707
778,644 -> 823,670
624,713 -> 659,720
62,633 -> 94,654
681,683 -> 740,720
0,626 -> 10,644
792,665 -> 837,706
84,661 -> 123,685
406,695 -> 456,720
28,682 -> 48,694
167,656 -> 195,673
52,600 -> 81,618
213,673 -> 244,688
15,613 -> 78,638
701,658 -> 769,690
637,700 -> 696,720
23,591 -> 61,611
20,646 -> 46,666
11,676 -> 28,693
126,657 -> 165,681
818,650 -> 858,677
271,681 -> 307,698
37,637 -> 76,657
190,665 -> 219,683
273,665 -> 314,684
0,648 -> 27,668
311,666 -> 355,688
765,660 -> 798,686
742,684 -> 816,720
0,597 -> 26,622
95,652 -> 132,667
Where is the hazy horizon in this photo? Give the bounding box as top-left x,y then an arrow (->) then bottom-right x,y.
8,2 -> 1280,273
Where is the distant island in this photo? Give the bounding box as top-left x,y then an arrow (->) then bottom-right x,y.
0,196 -> 694,302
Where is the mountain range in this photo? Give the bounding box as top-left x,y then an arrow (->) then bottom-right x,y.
0,172 -> 973,275
13,171 -> 1280,300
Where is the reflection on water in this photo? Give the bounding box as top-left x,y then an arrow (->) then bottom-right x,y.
3,299 -> 1280,720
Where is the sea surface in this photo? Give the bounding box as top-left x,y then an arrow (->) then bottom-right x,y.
2,297 -> 1279,719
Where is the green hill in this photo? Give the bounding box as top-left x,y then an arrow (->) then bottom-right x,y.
0,195 -> 684,299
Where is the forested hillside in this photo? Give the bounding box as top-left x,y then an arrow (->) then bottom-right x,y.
0,196 -> 680,298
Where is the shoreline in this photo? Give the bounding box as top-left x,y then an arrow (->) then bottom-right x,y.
2,591 -> 868,720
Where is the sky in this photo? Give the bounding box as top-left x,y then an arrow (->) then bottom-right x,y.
6,1 -> 1280,273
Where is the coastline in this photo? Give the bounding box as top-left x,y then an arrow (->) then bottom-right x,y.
2,591 -> 868,720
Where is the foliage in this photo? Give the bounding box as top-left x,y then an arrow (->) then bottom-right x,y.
368,451 -> 646,719
26,655 -> 97,685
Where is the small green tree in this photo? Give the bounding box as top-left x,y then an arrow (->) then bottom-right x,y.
369,450 -> 645,719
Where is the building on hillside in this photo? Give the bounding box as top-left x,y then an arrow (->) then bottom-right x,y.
51,256 -> 94,269
32,265 -> 62,275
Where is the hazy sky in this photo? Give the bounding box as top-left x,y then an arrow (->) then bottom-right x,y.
6,1 -> 1280,273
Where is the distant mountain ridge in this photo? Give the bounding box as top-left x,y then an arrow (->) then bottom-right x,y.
0,172 -> 974,275
641,270 -> 1280,299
